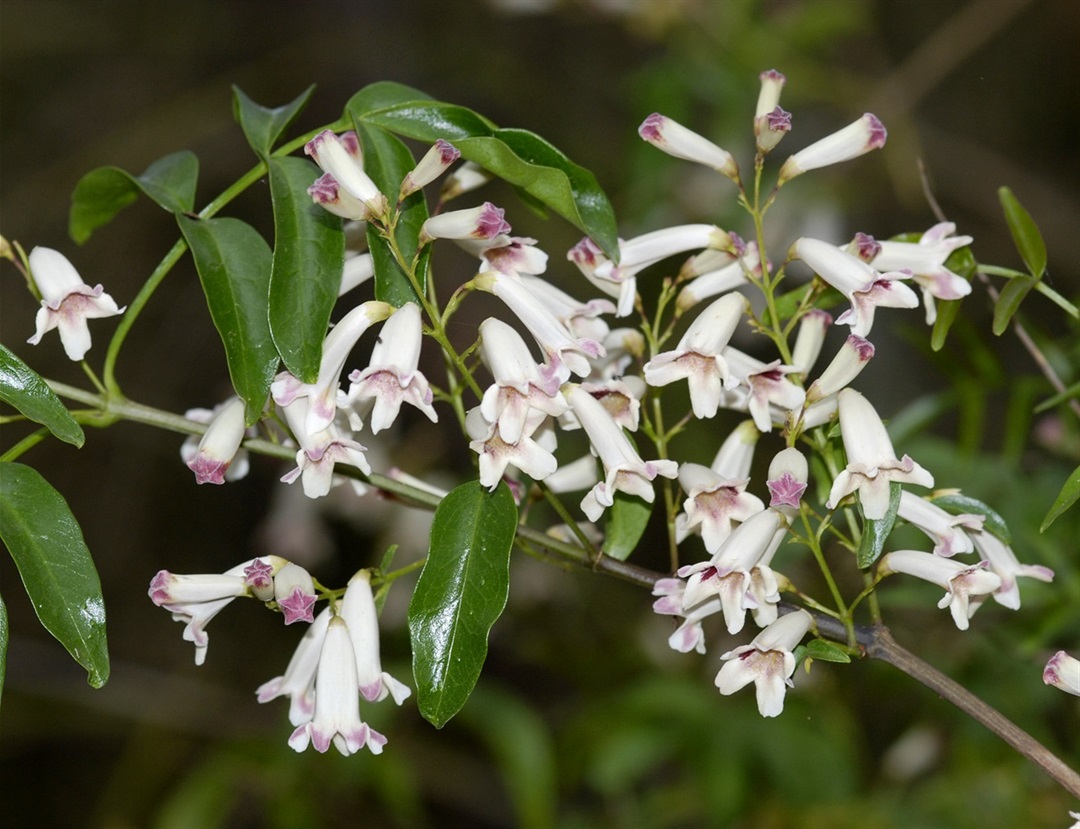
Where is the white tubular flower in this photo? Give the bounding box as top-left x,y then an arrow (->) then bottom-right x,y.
345,302 -> 437,434
340,252 -> 375,296
790,309 -> 833,375
869,222 -> 974,324
791,237 -> 918,337
724,348 -> 806,433
400,139 -> 460,199
419,201 -> 510,244
767,447 -> 808,514
638,113 -> 739,181
307,173 -> 370,222
288,615 -> 387,756
182,397 -> 248,485
710,419 -> 761,480
878,550 -> 1001,631
826,389 -> 933,519
280,398 -> 372,499
475,271 -> 604,387
26,247 -> 125,361
274,562 -> 318,625
567,385 -> 677,521
305,130 -> 388,221
714,609 -> 812,718
479,317 -> 569,441
805,335 -> 875,404
676,242 -> 758,313
517,274 -> 615,338
754,70 -> 791,152
479,238 -> 550,278
148,557 -> 285,665
180,399 -> 252,484
652,578 -> 722,655
896,491 -> 983,557
257,607 -> 332,726
677,508 -> 787,634
466,406 -> 557,490
339,570 -> 412,704
542,453 -> 600,494
643,293 -> 746,418
1043,651 -> 1080,696
676,462 -> 765,555
777,113 -> 887,185
272,300 -> 393,436
440,160 -> 492,202
969,529 -> 1054,610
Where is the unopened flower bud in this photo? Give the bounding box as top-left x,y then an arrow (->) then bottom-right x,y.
274,562 -> 318,625
419,201 -> 510,244
185,397 -> 248,485
638,113 -> 739,181
805,335 -> 875,403
778,113 -> 887,185
400,139 -> 461,199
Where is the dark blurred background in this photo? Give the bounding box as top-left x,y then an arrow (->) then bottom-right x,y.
1,1 -> 1078,827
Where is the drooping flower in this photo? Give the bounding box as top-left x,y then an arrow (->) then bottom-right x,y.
790,237 -> 918,337
826,389 -> 934,519
305,130 -> 388,222
182,397 -> 248,485
638,113 -> 739,181
723,347 -> 806,433
714,609 -> 813,717
345,302 -> 438,434
643,292 -> 746,418
969,528 -> 1054,610
1043,651 -> 1080,696
652,578 -> 722,655
566,384 -> 677,521
180,398 -> 252,484
466,406 -> 557,491
338,570 -> 412,705
878,550 -> 1002,630
279,397 -> 372,499
767,447 -> 808,513
257,607 -> 332,726
777,113 -> 887,185
26,247 -> 125,361
288,615 -> 387,756
676,463 -> 765,555
896,491 -> 982,557
868,223 -> 974,324
274,562 -> 318,625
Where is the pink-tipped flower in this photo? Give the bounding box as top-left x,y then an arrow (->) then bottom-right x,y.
805,335 -> 875,404
307,173 -> 371,222
826,389 -> 934,519
26,247 -> 125,361
897,492 -> 983,558
878,550 -> 1001,630
345,302 -> 437,434
400,139 -> 460,199
183,397 -> 248,485
419,201 -> 510,244
1043,651 -> 1080,696
969,529 -> 1054,610
466,406 -> 558,490
676,462 -> 765,555
778,113 -> 887,185
767,447 -> 808,513
638,113 -> 739,181
339,570 -> 412,704
791,237 -> 918,337
279,397 -> 372,499
274,562 -> 318,625
724,348 -> 806,433
754,70 -> 787,121
305,130 -> 388,221
869,222 -> 974,324
652,577 -> 722,655
480,238 -> 550,278
180,399 -> 253,484
714,609 -> 812,717
643,293 -> 746,419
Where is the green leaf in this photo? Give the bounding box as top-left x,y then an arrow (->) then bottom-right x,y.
0,344 -> 84,447
856,482 -> 902,569
0,462 -> 109,687
1040,465 -> 1080,532
1034,380 -> 1080,414
350,96 -> 619,261
70,151 -> 199,244
353,123 -> 430,306
803,638 -> 852,664
408,480 -> 517,728
991,275 -> 1036,336
930,492 -> 1011,544
998,186 -> 1047,279
177,215 -> 278,423
267,156 -> 345,382
602,490 -> 652,562
232,84 -> 316,159
0,589 -> 8,705
345,80 -> 435,117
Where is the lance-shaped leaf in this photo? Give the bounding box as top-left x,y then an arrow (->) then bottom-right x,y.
232,84 -> 316,159
70,151 -> 199,244
408,480 -> 517,728
0,344 -> 84,447
0,462 -> 109,688
267,156 -> 345,382
177,215 -> 278,423
1041,464 -> 1080,532
856,481 -> 901,569
999,187 -> 1047,279
930,491 -> 1011,545
992,275 -> 1037,336
353,123 -> 430,307
794,639 -> 852,665
602,489 -> 652,562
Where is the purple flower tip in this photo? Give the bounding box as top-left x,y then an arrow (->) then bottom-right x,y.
638,113 -> 665,142
864,114 -> 887,149
435,139 -> 461,164
148,570 -> 173,605
851,232 -> 881,261
304,129 -> 335,157
848,335 -> 875,361
307,174 -> 340,203
569,237 -> 602,267
729,232 -> 747,256
759,69 -> 786,83
187,456 -> 228,485
765,107 -> 792,132
340,131 -> 361,157
243,559 -> 274,591
279,586 -> 317,625
767,472 -> 807,509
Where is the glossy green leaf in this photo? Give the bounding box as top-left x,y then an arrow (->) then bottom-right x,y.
0,462 -> 109,687
350,96 -> 619,261
930,492 -> 1011,544
1040,464 -> 1080,532
267,156 -> 344,382
70,151 -> 199,243
803,638 -> 852,664
0,344 -> 84,447
345,80 -> 435,118
353,123 -> 429,306
999,186 -> 1047,278
602,490 -> 652,562
408,480 -> 517,728
991,275 -> 1036,335
232,84 -> 315,159
177,215 -> 278,423
856,482 -> 901,569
